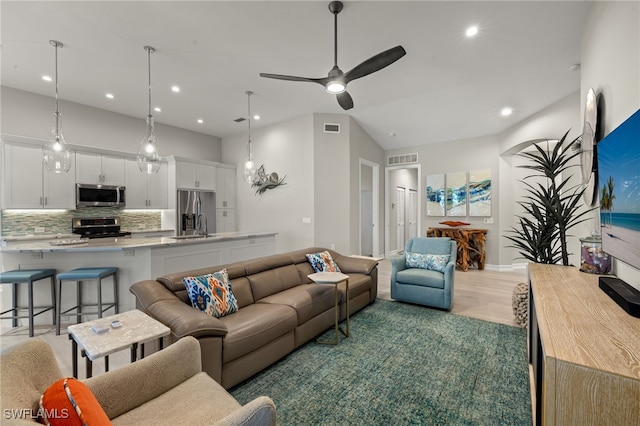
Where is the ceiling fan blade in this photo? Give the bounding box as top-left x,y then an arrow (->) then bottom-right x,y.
259,73 -> 324,85
337,91 -> 354,110
344,45 -> 406,83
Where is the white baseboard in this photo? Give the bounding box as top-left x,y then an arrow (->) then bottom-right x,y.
484,263 -> 529,272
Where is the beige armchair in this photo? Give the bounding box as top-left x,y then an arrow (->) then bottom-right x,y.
0,336 -> 276,425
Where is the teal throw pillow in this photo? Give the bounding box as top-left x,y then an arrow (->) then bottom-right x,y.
183,269 -> 238,318
406,252 -> 450,273
306,250 -> 342,273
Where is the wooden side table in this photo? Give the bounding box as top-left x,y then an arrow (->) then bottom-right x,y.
426,227 -> 487,271
67,309 -> 170,378
308,272 -> 350,345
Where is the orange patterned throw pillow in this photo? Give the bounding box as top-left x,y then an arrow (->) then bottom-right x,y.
439,221 -> 470,227
39,378 -> 111,425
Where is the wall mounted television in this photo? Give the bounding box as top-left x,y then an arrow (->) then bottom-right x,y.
597,108 -> 640,271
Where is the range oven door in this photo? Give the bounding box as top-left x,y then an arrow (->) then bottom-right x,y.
76,184 -> 126,207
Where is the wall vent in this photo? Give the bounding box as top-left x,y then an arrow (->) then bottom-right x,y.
234,117 -> 246,123
324,123 -> 340,133
387,153 -> 418,166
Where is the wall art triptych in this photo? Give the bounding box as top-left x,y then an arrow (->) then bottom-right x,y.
425,169 -> 492,217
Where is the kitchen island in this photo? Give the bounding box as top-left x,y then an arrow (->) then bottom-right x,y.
0,232 -> 277,325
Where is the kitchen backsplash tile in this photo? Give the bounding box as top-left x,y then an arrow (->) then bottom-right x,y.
1,208 -> 161,237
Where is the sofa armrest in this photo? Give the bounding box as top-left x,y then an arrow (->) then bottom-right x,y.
333,254 -> 378,275
85,336 -> 202,420
148,299 -> 228,338
130,279 -> 228,338
214,396 -> 277,426
390,255 -> 406,275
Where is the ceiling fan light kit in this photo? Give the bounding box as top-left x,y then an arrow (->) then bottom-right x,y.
260,1 -> 406,110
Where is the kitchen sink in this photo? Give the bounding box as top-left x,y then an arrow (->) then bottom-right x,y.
168,235 -> 208,240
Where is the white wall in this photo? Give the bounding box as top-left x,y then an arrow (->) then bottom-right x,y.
581,0 -> 640,288
223,114 -> 315,254
1,86 -> 221,160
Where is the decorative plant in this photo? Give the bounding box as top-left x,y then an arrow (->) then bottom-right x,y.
505,130 -> 594,265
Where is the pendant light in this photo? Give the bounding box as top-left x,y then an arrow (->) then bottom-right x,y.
137,45 -> 162,174
43,40 -> 72,173
243,90 -> 256,184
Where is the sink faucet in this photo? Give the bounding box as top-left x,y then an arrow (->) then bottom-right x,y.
196,213 -> 208,236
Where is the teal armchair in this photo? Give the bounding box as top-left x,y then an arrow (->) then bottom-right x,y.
390,237 -> 457,310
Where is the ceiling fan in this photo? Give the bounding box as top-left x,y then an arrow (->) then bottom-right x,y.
259,1 -> 406,110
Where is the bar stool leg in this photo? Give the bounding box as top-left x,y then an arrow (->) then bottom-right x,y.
97,278 -> 103,318
113,274 -> 119,314
56,280 -> 62,335
77,280 -> 83,324
28,279 -> 35,337
50,276 -> 56,325
11,283 -> 18,328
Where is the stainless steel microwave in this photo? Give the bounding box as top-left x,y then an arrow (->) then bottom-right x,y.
76,184 -> 125,207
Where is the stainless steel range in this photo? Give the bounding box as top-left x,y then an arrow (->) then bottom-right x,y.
72,217 -> 132,240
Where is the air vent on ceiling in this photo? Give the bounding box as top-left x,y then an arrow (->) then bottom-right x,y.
324,123 -> 340,133
387,153 -> 418,166
234,117 -> 246,123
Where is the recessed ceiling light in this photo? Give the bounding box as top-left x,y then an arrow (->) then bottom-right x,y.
197,119 -> 204,124
253,115 -> 260,120
171,85 -> 180,93
154,106 -> 162,112
466,26 -> 479,38
105,93 -> 114,99
42,75 -> 52,82
501,107 -> 513,117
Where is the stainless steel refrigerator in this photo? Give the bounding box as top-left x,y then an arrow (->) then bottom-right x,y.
177,190 -> 216,236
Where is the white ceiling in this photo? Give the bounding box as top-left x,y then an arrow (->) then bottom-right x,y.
1,1 -> 591,150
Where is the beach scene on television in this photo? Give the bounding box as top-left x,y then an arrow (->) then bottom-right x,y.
598,109 -> 640,269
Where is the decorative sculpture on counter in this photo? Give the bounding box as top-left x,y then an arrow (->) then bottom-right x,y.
251,165 -> 286,195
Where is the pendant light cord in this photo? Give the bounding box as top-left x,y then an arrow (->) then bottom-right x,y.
246,90 -> 253,159
145,46 -> 154,119
50,40 -> 63,135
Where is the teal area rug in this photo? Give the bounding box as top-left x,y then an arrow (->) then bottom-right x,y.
230,299 -> 531,425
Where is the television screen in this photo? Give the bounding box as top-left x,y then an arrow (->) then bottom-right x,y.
597,108 -> 640,270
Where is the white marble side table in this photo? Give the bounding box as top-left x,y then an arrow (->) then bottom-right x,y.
308,272 -> 350,345
67,309 -> 170,378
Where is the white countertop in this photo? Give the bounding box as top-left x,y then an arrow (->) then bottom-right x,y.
0,231 -> 278,253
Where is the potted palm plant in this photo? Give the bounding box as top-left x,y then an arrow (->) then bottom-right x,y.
505,130 -> 594,266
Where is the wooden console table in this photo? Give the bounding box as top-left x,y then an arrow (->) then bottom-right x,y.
426,227 -> 487,271
528,264 -> 640,425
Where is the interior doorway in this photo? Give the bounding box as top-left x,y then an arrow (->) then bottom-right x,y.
359,159 -> 379,257
385,165 -> 421,257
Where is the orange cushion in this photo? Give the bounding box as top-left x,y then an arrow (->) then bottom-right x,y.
39,378 -> 111,425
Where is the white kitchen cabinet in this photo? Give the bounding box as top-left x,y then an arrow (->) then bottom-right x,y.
76,152 -> 125,185
3,143 -> 75,209
176,161 -> 215,190
124,158 -> 168,209
215,166 -> 236,209
216,209 -> 236,232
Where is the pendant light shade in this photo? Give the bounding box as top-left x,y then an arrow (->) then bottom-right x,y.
137,45 -> 162,174
43,40 -> 72,174
243,90 -> 256,184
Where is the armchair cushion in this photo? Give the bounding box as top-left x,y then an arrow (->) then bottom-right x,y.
405,252 -> 450,273
396,268 -> 445,289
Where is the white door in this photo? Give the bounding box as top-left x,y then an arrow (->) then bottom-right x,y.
408,189 -> 418,239
396,187 -> 406,252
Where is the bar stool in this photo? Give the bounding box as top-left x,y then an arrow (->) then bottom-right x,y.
56,267 -> 119,335
0,269 -> 56,337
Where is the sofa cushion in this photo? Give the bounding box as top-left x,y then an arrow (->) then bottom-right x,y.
157,264 -> 247,293
183,269 -> 238,318
396,268 -> 445,289
257,284 -> 336,325
306,250 -> 342,273
340,273 -> 372,300
406,252 -> 450,273
40,378 -> 111,425
249,264 -> 303,300
220,303 -> 297,364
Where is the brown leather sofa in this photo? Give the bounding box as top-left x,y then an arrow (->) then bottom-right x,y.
130,247 -> 378,389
